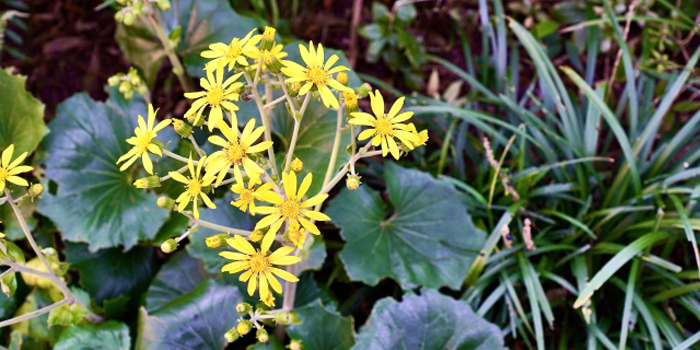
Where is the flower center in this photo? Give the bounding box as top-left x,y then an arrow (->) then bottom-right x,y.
280,198 -> 301,219
306,67 -> 327,85
0,167 -> 8,181
226,142 -> 247,164
375,119 -> 394,136
249,252 -> 269,272
287,226 -> 304,246
207,86 -> 224,106
240,189 -> 254,204
136,133 -> 154,153
225,45 -> 243,60
187,179 -> 202,196
343,92 -> 357,108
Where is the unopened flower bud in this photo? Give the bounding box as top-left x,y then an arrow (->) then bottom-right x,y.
122,11 -> 136,26
224,327 -> 240,343
123,90 -> 134,100
288,339 -> 304,350
262,51 -> 282,73
156,0 -> 171,11
287,82 -> 301,97
237,319 -> 253,335
260,26 -> 276,51
160,238 -> 178,253
355,83 -> 372,98
28,184 -> 43,198
346,174 -> 361,190
336,72 -> 348,86
186,113 -> 205,127
236,302 -> 252,313
172,119 -> 192,138
129,75 -> 141,86
249,230 -> 263,242
108,75 -> 121,86
343,91 -> 358,115
114,11 -> 124,22
172,66 -> 183,76
274,312 -> 291,325
136,84 -> 149,96
290,158 -> 303,172
134,175 -> 161,188
256,328 -> 269,343
119,81 -> 131,94
157,196 -> 175,210
205,234 -> 229,248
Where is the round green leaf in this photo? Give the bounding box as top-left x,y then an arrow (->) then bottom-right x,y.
353,289 -> 505,350
65,243 -> 157,305
0,69 -> 47,155
53,320 -> 130,350
136,279 -> 244,350
145,250 -> 208,313
38,89 -> 171,251
287,300 -> 355,350
326,163 -> 485,290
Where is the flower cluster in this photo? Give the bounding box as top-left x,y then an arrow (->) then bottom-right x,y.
117,26 -> 427,322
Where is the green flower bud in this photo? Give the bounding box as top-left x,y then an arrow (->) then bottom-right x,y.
161,238 -> 178,253
114,11 -> 124,22
273,312 -> 291,325
336,72 -> 348,86
355,83 -> 372,98
224,327 -> 240,343
260,26 -> 276,51
108,75 -> 121,86
133,175 -> 161,189
122,11 -> 136,26
123,90 -> 134,100
290,158 -> 303,172
157,196 -> 175,210
256,328 -> 269,343
156,0 -> 171,11
287,82 -> 301,97
288,339 -> 304,350
130,75 -> 141,86
172,119 -> 192,138
136,84 -> 149,96
119,81 -> 132,94
235,302 -> 252,313
237,319 -> 253,335
346,174 -> 361,190
249,230 -> 264,242
28,184 -> 44,198
262,51 -> 282,73
172,66 -> 183,76
206,234 -> 230,249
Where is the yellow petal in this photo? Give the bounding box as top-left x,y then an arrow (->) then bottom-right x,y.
219,252 -> 250,260
269,267 -> 299,282
298,217 -> 321,235
301,193 -> 328,208
221,261 -> 249,273
265,271 -> 283,293
1,144 -> 14,167
370,90 -> 385,118
230,235 -> 256,255
247,273 -> 258,296
297,173 -> 312,199
268,246 -> 295,262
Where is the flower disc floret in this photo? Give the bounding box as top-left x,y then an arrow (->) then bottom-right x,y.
117,104 -> 171,174
0,144 -> 32,192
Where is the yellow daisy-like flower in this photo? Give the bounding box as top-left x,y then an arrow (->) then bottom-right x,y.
254,171 -> 331,236
348,90 -> 418,160
220,235 -> 300,303
200,29 -> 261,71
407,122 -> 429,147
205,117 -> 273,187
169,155 -> 216,219
250,44 -> 288,69
230,167 -> 276,214
184,66 -> 243,131
281,41 -> 353,109
117,104 -> 171,174
0,144 -> 32,192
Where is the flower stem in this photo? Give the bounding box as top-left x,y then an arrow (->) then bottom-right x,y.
181,212 -> 253,236
144,9 -> 194,93
283,93 -> 311,171
243,70 -> 278,177
0,298 -> 69,328
321,98 -> 345,189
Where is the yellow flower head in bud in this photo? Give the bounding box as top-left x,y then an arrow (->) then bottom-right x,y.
201,29 -> 261,71
336,72 -> 348,86
285,221 -> 306,249
249,230 -> 264,242
224,327 -> 240,343
169,155 -> 217,219
28,183 -> 44,198
253,171 -> 331,236
346,174 -> 361,190
184,67 -> 243,131
343,91 -> 358,109
157,196 -> 175,210
261,291 -> 276,308
256,328 -> 269,343
204,117 -> 273,187
172,118 -> 192,138
281,41 -> 353,109
288,339 -> 304,350
251,44 -> 288,71
220,235 -> 301,302
237,319 -> 253,336
206,233 -> 230,248
348,90 -> 419,160
161,238 -> 178,254
290,157 -> 303,172
0,144 -> 32,192
116,104 -> 171,174
260,26 -> 276,51
406,122 -> 429,148
236,302 -> 252,313
133,175 -> 161,189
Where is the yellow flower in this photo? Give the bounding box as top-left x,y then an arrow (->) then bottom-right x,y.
230,167 -> 276,214
407,122 -> 428,147
200,29 -> 261,70
204,116 -> 273,187
184,66 -> 243,131
254,171 -> 330,236
0,144 -> 32,192
220,235 -> 300,304
250,44 -> 288,70
348,90 -> 418,160
169,155 -> 216,219
117,104 -> 171,174
281,41 -> 353,109
284,221 -> 305,249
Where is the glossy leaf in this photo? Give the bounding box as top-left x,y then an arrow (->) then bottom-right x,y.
326,163 -> 485,290
0,69 -> 47,155
353,289 -> 505,349
136,279 -> 244,350
53,320 -> 130,350
287,300 -> 355,350
145,250 -> 208,313
38,89 -> 171,251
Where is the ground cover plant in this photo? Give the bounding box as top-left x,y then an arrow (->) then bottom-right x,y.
0,0 -> 699,349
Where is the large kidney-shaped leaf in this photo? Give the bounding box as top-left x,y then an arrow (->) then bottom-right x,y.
287,299 -> 355,350
326,163 -> 485,290
0,69 -> 47,155
136,279 -> 244,350
353,289 -> 504,350
145,250 -> 208,313
115,0 -> 257,85
38,88 -> 171,251
53,320 -> 131,350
